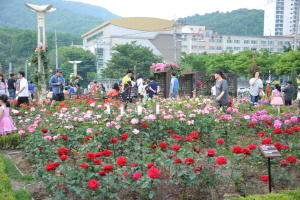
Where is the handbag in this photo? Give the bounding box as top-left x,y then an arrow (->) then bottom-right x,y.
259,90 -> 265,97
47,91 -> 53,99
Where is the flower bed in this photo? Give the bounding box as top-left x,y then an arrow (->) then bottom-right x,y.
8,96 -> 300,199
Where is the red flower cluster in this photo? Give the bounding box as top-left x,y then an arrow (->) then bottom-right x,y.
185,136 -> 192,142
62,136 -> 68,140
286,156 -> 297,163
260,175 -> 269,182
85,135 -> 92,140
116,157 -> 127,166
38,147 -> 43,151
284,129 -> 293,134
141,123 -> 148,128
274,142 -> 283,150
185,158 -> 195,165
147,163 -> 155,168
193,165 -> 203,173
102,165 -> 114,173
133,172 -> 142,179
87,179 -> 99,190
130,163 -> 137,167
103,149 -> 112,157
216,157 -> 227,165
159,142 -> 168,148
57,147 -> 68,155
189,132 -> 199,139
94,159 -> 102,165
41,129 -> 48,133
273,128 -> 282,134
206,149 -> 216,157
147,167 -> 160,179
257,132 -> 266,137
216,138 -> 224,144
171,134 -> 181,140
80,163 -> 89,169
86,152 -> 96,159
192,146 -> 202,154
171,145 -> 180,151
292,127 -> 299,132
232,146 -> 243,154
248,123 -> 255,127
120,133 -> 129,140
167,130 -> 174,133
248,144 -> 256,150
46,162 -> 60,171
262,138 -> 272,144
60,155 -> 68,161
110,138 -> 118,144
174,158 -> 182,164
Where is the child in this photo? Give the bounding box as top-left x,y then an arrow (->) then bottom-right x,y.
228,91 -> 233,107
75,83 -> 82,98
270,84 -> 283,113
0,94 -> 16,135
69,83 -> 75,98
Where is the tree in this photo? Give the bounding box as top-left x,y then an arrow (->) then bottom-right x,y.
179,52 -> 210,72
272,51 -> 300,76
102,41 -> 164,79
290,65 -> 298,100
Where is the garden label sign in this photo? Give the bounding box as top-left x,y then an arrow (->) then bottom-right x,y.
259,145 -> 281,158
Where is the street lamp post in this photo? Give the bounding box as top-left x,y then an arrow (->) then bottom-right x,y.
68,61 -> 82,77
24,3 -> 56,101
251,46 -> 257,69
25,60 -> 28,80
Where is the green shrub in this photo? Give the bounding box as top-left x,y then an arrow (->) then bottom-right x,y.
227,189 -> 300,200
0,133 -> 21,149
14,189 -> 32,200
0,154 -> 16,200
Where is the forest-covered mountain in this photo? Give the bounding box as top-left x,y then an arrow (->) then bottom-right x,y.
178,9 -> 264,36
0,0 -> 120,34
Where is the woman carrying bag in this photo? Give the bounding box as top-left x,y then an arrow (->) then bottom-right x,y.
249,71 -> 263,105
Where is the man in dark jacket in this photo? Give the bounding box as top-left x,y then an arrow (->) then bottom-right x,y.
282,81 -> 294,106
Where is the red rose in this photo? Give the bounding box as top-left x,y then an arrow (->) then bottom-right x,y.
94,132 -> 99,136
192,146 -> 202,154
98,170 -> 106,176
171,134 -> 181,140
141,123 -> 148,128
242,148 -> 251,155
273,128 -> 282,134
85,135 -> 92,140
57,147 -> 68,155
82,142 -> 89,145
171,145 -> 180,151
193,165 -> 203,173
282,145 -> 290,149
147,163 -> 155,168
94,159 -> 102,165
232,146 -> 243,154
80,163 -> 89,169
102,165 -> 114,173
110,138 -> 118,144
286,156 -> 297,163
266,121 -> 273,126
46,163 -> 59,171
274,142 -> 282,150
38,147 -> 43,151
284,129 -> 293,134
248,144 -> 256,150
216,138 -> 225,144
86,152 -> 96,159
167,130 -> 174,133
262,138 -> 272,145
260,175 -> 269,182
95,152 -> 103,157
185,136 -> 192,142
120,133 -> 129,140
248,123 -> 255,127
150,145 -> 157,149
62,136 -> 68,140
280,160 -> 289,166
87,179 -> 99,190
41,129 -> 48,133
130,163 -> 137,167
147,167 -> 160,179
216,156 -> 227,165
174,158 -> 182,164
133,172 -> 142,179
257,132 -> 266,137
116,156 -> 127,166
206,149 -> 216,157
292,127 -> 299,132
102,149 -> 112,157
60,155 -> 68,161
159,142 -> 168,148
185,158 -> 195,165
189,132 -> 199,139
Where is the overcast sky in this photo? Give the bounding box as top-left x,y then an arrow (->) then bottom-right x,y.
69,0 -> 265,20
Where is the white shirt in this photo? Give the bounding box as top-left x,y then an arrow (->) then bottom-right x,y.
297,92 -> 300,100
137,78 -> 143,94
0,82 -> 7,95
18,78 -> 29,97
211,86 -> 216,95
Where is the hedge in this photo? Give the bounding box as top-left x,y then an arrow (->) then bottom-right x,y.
227,189 -> 300,200
0,153 -> 16,200
0,133 -> 21,149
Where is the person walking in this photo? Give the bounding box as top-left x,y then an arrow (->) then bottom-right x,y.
73,77 -> 79,89
137,73 -> 144,101
270,84 -> 284,113
214,69 -> 229,108
87,81 -> 93,93
28,81 -> 35,100
122,70 -> 132,84
249,71 -> 263,105
49,68 -> 65,106
148,76 -> 159,99
7,73 -> 16,100
15,71 -> 29,107
266,82 -> 271,98
169,72 -> 179,99
282,81 -> 294,106
0,94 -> 16,135
0,73 -> 7,95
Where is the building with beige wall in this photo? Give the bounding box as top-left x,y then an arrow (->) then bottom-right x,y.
81,17 -> 182,76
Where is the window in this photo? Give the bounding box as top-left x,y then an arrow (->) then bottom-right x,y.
278,41 -> 283,45
199,28 -> 202,31
87,31 -> 103,42
227,47 -> 233,50
284,41 -> 290,45
181,38 -> 187,42
244,40 -> 250,44
251,40 -> 257,44
206,32 -> 210,36
261,41 -> 267,44
209,39 -> 215,43
182,45 -> 187,49
234,40 -> 240,44
227,40 -> 232,43
199,39 -> 205,42
244,47 -> 250,50
192,38 -> 198,42
199,46 -> 205,49
270,48 -> 274,51
209,46 -> 215,50
277,48 -> 283,52
217,46 -> 222,50
217,39 -> 222,43
190,28 -> 193,31
192,46 -> 198,49
268,41 -> 274,45
234,47 -> 240,51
